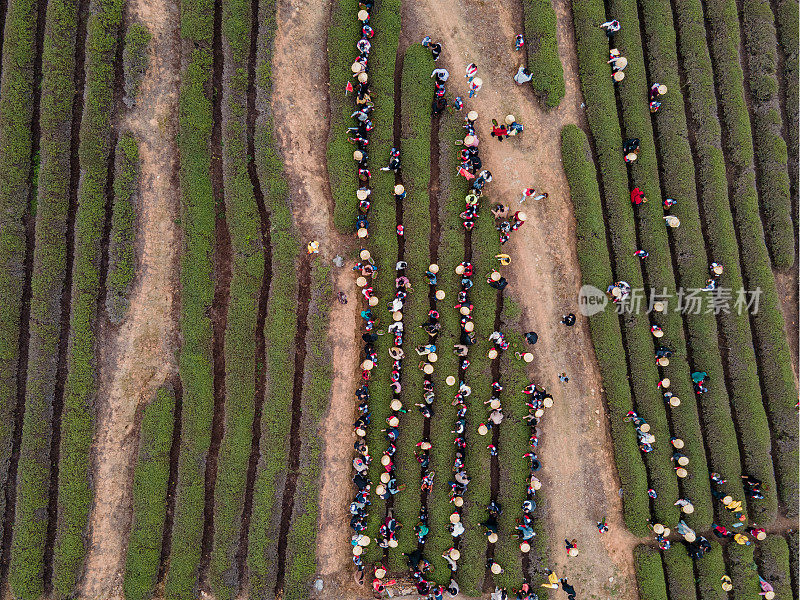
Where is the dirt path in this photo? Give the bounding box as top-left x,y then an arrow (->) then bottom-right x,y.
400,0 -> 639,596
270,1 -> 362,597
79,0 -> 181,596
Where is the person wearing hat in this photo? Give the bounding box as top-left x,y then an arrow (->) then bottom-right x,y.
511,210 -> 526,230
664,214 -> 680,228
565,539 -> 579,556
381,147 -> 401,172
721,575 -> 733,592
600,19 -> 621,35
306,240 -> 320,254
514,65 -> 533,84
469,77 -> 482,97
613,70 -> 625,82
394,184 -> 406,202
650,82 -> 667,103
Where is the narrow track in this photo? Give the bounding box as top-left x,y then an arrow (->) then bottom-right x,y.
236,0 -> 273,584
199,0 -> 230,586
273,255 -> 312,597
43,0 -> 87,589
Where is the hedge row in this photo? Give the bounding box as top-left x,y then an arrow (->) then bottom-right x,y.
7,0 -> 76,593
606,0 -> 713,529
725,543 -> 762,600
788,531 -> 798,600
661,546 -> 697,600
560,124 -> 650,535
246,0 -> 301,593
281,258 -> 333,599
571,0 -> 681,528
739,0 -> 794,269
0,0 -> 38,535
755,535 -> 793,600
633,545 -> 669,600
52,0 -> 124,590
207,0 -> 265,592
705,0 -> 799,510
389,42 -> 435,569
358,0 -> 402,565
163,0 -> 216,592
106,132 -> 139,324
122,23 -> 151,107
674,0 -> 782,523
425,116 -> 468,585
521,0 -> 565,108
695,541 -> 728,600
636,0 -> 749,526
773,0 -> 798,213
327,0 -> 360,231
123,386 -> 176,600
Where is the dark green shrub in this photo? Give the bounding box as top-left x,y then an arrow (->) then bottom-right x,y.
633,545 -> 669,600
106,132 -> 139,324
694,541 -> 727,600
123,386 -> 176,600
662,549 -> 696,600
755,535 -> 793,600
521,0 -> 565,107
123,23 -> 151,107
725,543 -> 762,600
773,0 -> 798,212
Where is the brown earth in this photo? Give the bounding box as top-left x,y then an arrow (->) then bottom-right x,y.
79,0 -> 182,595
773,268 -> 799,377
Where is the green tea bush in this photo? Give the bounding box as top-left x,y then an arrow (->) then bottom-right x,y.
725,543 -> 762,600
106,132 -> 139,324
773,0 -> 798,210
123,386 -> 176,600
521,0 -> 565,107
755,535 -> 793,600
633,545 -> 669,600
694,541 -> 727,600
122,23 -> 151,107
52,0 -> 124,591
661,548 -> 697,600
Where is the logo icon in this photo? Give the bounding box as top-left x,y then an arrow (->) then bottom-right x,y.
578,285 -> 607,316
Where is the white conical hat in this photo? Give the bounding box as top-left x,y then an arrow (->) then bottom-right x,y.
490,399 -> 501,409
639,423 -> 650,433
369,296 -> 379,306
394,184 -> 404,194
381,454 -> 391,466
351,62 -> 363,73
359,249 -> 371,259
423,363 -> 434,374
678,456 -> 689,466
652,523 -> 665,534
505,114 -> 515,125
517,212 -> 527,221
488,348 -> 498,359
375,567 -> 386,579
357,188 -> 370,201
354,150 -> 363,161
672,438 -> 684,449
568,548 -> 579,557
358,72 -> 368,83
357,227 -> 368,238
491,271 -> 501,281
450,512 -> 460,523
358,535 -> 371,546
531,477 -> 542,490
353,545 -> 363,555
491,562 -> 502,573
453,496 -> 463,507
520,541 -> 531,553
464,135 -> 476,145
472,77 -> 483,87
449,548 -> 460,560
388,538 -> 398,547
356,276 -> 367,287
683,531 -> 696,542
653,329 -> 664,338
682,504 -> 694,514
676,467 -> 688,478
388,415 -> 399,427
460,306 -> 471,315
662,528 -> 671,537
446,375 -> 456,386
357,9 -> 369,20
478,423 -> 489,435
391,399 -> 403,411
393,311 -> 403,321
362,360 -> 373,370
455,265 -> 465,274
660,378 -> 671,388
669,396 -> 681,407
488,532 -> 498,544
429,263 -> 439,273
658,357 -> 670,366
428,352 -> 438,363
523,353 -> 534,363
653,301 -> 665,312
380,472 -> 390,483
467,111 -> 478,121
543,397 -> 554,408
436,290 -> 446,300
613,71 -> 625,81
657,84 -> 667,95
465,321 -> 474,332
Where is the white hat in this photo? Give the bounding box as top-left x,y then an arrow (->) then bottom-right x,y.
464,135 -> 476,145
380,472 -> 390,483
765,592 -> 775,600
472,77 -> 483,87
428,352 -> 438,363
662,528 -> 671,537
460,306 -> 471,315
657,84 -> 668,95
683,530 -> 696,541
669,396 -> 681,407
449,548 -> 461,560
357,227 -> 368,238
490,399 -> 501,409
423,363 -> 434,374
523,352 -> 534,363
531,478 -> 542,490
450,512 -> 460,523
353,545 -> 363,555
677,456 -> 689,466
520,542 -> 531,553
359,249 -> 371,260
394,184 -> 405,195
611,287 -> 622,298
722,496 -> 733,505
369,296 -> 379,306
358,72 -> 368,83
490,271 -> 501,281
388,538 -> 398,548
467,110 -> 478,121
465,321 -> 474,332
660,378 -> 671,388
453,496 -> 463,507
393,311 -> 403,321
358,535 -> 371,546
639,423 -> 651,433
375,567 -> 386,579
653,329 -> 664,338
478,423 -> 489,435
357,9 -> 369,20
388,415 -> 399,427
652,523 -> 665,534
351,62 -> 363,73
420,441 -> 432,450
446,375 -> 456,386
676,467 -> 688,478
488,532 -> 498,544
756,531 -> 766,540
391,399 -> 403,411
490,562 -> 502,573
613,71 -> 625,81
357,189 -> 370,201
356,276 -> 367,287
429,263 -> 439,273
517,212 -> 527,221
381,454 -> 391,466
354,150 -> 363,161
626,152 -> 638,162
455,265 -> 465,275
616,57 -> 628,69
356,427 -> 366,437
658,357 -> 670,366
505,114 -> 515,125
488,348 -> 498,359
534,408 -> 544,418
567,548 -> 579,557
374,484 -> 385,495
682,504 -> 694,514
712,264 -> 724,275
543,397 -> 554,408
436,290 -> 446,300
672,438 -> 685,449
653,301 -> 665,312
362,359 -> 374,370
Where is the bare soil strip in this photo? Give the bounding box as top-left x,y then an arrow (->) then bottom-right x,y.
274,255 -> 312,597
79,0 -> 181,589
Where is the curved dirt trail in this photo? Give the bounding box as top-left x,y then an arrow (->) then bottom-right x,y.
271,0 -> 361,597
80,0 -> 181,595
402,0 -> 640,596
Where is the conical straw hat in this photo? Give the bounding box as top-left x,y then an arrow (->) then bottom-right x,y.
357,227 -> 368,238
523,353 -> 534,363
467,111 -> 478,121
639,423 -> 651,433
358,535 -> 371,546
446,375 -> 456,386
394,184 -> 404,194
662,528 -> 671,537
353,545 -> 363,555
391,399 -> 403,411
669,396 -> 681,407
520,542 -> 531,553
534,408 -> 544,418
653,329 -> 664,338
362,360 -> 373,370
722,496 -> 733,505
354,150 -> 363,161
488,348 -> 498,359
375,567 -> 386,579
453,496 -> 463,507
657,84 -> 667,95
423,363 -> 434,374
678,456 -> 689,466
359,249 -> 371,260
517,212 -> 527,221
449,548 -> 460,560
393,311 -> 403,321
683,531 -> 696,541
369,296 -> 379,306
672,438 -> 685,449
660,378 -> 671,388
478,424 -> 489,435
676,467 -> 688,478
436,290 -> 446,300
613,71 -> 625,81
568,548 -> 579,557
464,135 -> 476,145
357,9 -> 369,20
460,306 -> 471,315
465,321 -> 474,332
351,62 -> 363,73
381,454 -> 391,466
543,397 -> 554,408
450,512 -> 460,523
455,265 -> 465,274
488,532 -> 498,544
490,399 -> 501,409
388,538 -> 398,547
616,57 -> 628,69
380,472 -> 390,483
429,263 -> 439,273
428,353 -> 438,363
356,276 -> 367,287
357,188 -> 370,200
653,301 -> 665,312
653,523 -> 665,534
658,357 -> 670,366
682,504 -> 694,514
491,271 -> 501,281
388,415 -> 399,427
531,478 -> 542,490
491,562 -> 502,573
358,72 -> 368,83
472,77 -> 482,87
505,114 -> 515,125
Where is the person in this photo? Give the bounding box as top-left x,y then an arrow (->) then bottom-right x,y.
560,579 -> 577,600
491,120 -> 508,140
541,571 -> 559,589
663,197 -> 677,209
515,33 -> 525,50
338,291 -> 348,304
431,67 -> 450,81
597,517 -> 609,533
381,147 -> 401,172
562,313 -> 576,326
631,187 -> 647,204
496,253 -> 511,265
469,77 -> 482,98
600,20 -> 621,36
520,187 -> 536,203
634,249 -> 649,258
307,240 -> 320,254
514,66 -> 533,84
525,331 -> 538,344
664,215 -> 680,228
565,538 -> 579,556
422,36 -> 442,60
559,372 -> 569,383
623,138 -> 640,154
465,62 -> 478,81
